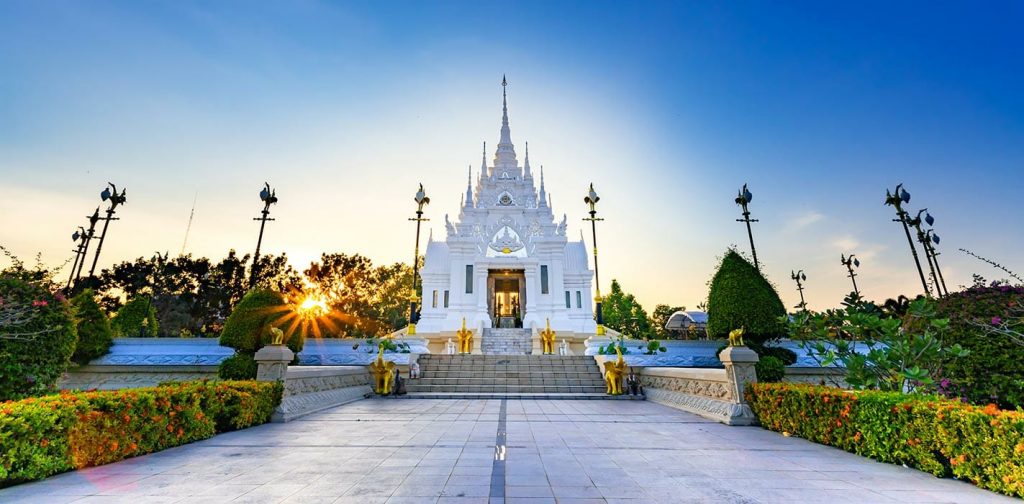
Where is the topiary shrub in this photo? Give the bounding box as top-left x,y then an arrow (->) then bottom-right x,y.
219,289 -> 300,354
936,284 -> 1024,408
706,249 -> 785,345
69,289 -> 113,365
753,344 -> 798,366
111,296 -> 158,338
0,275 -> 77,400
218,352 -> 257,380
755,355 -> 785,382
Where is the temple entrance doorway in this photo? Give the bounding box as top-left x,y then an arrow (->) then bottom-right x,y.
487,269 -> 526,328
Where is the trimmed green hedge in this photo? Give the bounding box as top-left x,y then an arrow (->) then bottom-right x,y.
70,289 -> 113,365
747,383 -> 1024,498
0,380 -> 282,486
706,249 -> 785,344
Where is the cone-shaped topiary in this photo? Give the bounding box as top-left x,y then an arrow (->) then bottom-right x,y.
70,289 -> 113,365
219,289 -> 302,354
706,249 -> 785,345
111,296 -> 159,337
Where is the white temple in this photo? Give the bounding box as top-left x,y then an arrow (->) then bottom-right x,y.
414,78 -> 597,337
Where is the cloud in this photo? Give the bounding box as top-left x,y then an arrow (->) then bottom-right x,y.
785,211 -> 824,232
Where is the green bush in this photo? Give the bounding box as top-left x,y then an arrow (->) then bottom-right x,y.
219,289 -> 301,354
0,380 -> 282,486
755,355 -> 785,382
69,289 -> 113,365
0,276 -> 77,400
111,297 -> 158,338
747,383 -> 1024,498
218,353 -> 257,380
706,249 -> 785,345
754,344 -> 797,366
936,285 -> 1024,408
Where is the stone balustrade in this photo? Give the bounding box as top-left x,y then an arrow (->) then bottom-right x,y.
254,344 -> 372,422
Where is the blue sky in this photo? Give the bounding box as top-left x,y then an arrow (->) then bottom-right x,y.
1,1 -> 1022,311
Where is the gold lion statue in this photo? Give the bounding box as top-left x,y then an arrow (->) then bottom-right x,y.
369,342 -> 396,395
540,318 -> 556,355
603,346 -> 627,395
268,326 -> 285,345
728,327 -> 745,347
456,318 -> 474,354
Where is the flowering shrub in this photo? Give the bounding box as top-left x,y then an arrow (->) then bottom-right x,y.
747,383 -> 1024,498
936,283 -> 1024,408
0,380 -> 282,486
0,275 -> 77,400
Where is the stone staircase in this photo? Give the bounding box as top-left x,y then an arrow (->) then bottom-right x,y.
405,354 -> 641,399
481,328 -> 533,355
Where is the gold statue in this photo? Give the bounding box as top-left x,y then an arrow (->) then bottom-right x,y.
268,326 -> 285,345
369,342 -> 396,394
728,327 -> 745,347
456,318 -> 473,354
603,346 -> 627,395
540,318 -> 556,355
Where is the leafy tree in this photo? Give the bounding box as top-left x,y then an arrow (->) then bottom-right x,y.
706,249 -> 785,344
304,253 -> 414,338
601,279 -> 653,339
649,304 -> 684,339
70,289 -> 113,364
111,297 -> 158,337
0,274 -> 77,400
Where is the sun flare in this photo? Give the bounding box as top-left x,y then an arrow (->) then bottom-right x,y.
296,294 -> 329,318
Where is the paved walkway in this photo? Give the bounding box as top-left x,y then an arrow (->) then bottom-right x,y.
0,399 -> 1013,503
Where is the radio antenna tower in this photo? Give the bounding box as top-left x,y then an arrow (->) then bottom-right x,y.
180,191 -> 198,256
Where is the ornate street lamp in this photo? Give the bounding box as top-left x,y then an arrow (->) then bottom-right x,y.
790,270 -> 808,311
407,184 -> 430,335
72,208 -> 100,289
583,183 -> 606,336
925,229 -> 949,296
87,183 -> 127,279
735,183 -> 760,270
66,227 -> 89,291
250,182 -> 278,286
884,184 -> 930,297
841,254 -> 861,296
908,209 -> 943,297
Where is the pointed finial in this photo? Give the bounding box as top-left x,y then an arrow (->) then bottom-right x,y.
538,165 -> 547,207
466,165 -> 474,207
524,141 -> 532,177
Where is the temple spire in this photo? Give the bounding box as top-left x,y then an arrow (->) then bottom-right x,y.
523,141 -> 532,178
538,165 -> 547,208
481,141 -> 487,177
494,75 -> 517,167
465,165 -> 474,207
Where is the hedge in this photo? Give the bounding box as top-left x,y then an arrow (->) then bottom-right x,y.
0,380 -> 282,487
746,383 -> 1024,498
70,289 -> 113,365
706,249 -> 785,344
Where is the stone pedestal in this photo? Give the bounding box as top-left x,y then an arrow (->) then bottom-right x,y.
719,345 -> 759,425
254,344 -> 294,382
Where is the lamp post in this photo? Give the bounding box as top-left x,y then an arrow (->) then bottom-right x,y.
841,254 -> 861,296
790,270 -> 808,311
407,184 -> 430,335
583,183 -> 606,336
925,229 -> 949,297
884,184 -> 930,297
66,227 -> 88,292
734,183 -> 759,270
908,209 -> 942,297
87,183 -> 127,280
250,182 -> 278,286
73,208 -> 100,290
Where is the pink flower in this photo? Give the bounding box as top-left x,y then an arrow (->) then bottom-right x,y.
992,316 -> 1003,326
32,300 -> 49,307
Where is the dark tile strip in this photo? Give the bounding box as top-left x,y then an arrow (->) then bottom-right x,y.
489,399 -> 508,502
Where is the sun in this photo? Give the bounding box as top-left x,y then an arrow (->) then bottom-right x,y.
296,294 -> 329,319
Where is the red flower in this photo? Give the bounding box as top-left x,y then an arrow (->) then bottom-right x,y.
32,300 -> 48,307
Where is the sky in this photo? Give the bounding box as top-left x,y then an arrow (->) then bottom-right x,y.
1,1 -> 1022,312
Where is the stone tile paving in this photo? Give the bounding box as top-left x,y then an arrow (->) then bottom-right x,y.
0,399 -> 1014,503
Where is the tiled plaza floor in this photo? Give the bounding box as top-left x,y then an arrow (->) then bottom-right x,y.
0,399 -> 1013,503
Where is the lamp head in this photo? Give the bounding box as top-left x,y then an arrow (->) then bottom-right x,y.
414,183 -> 430,210
584,183 -> 600,211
